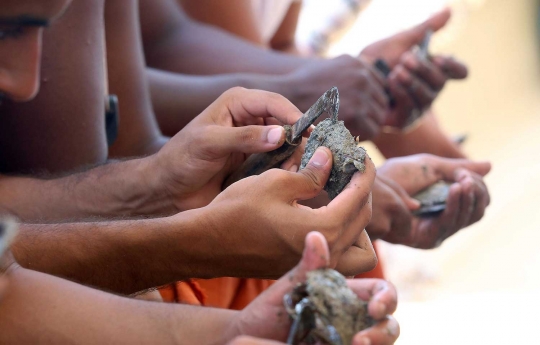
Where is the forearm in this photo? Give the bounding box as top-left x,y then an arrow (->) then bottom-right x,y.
11,209 -> 211,294
0,157 -> 175,222
148,68 -> 290,135
373,111 -> 466,159
140,0 -> 310,75
0,266 -> 237,344
11,205 -> 259,295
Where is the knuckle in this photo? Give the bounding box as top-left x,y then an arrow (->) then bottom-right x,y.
264,169 -> 291,187
237,127 -> 258,145
300,167 -> 324,191
223,86 -> 247,99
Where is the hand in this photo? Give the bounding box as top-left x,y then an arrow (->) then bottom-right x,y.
153,87 -> 305,211
378,154 -> 491,248
230,232 -> 399,345
360,8 -> 468,129
286,55 -> 389,140
366,175 -> 420,241
204,147 -> 377,278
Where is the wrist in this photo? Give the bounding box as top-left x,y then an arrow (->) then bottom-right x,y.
138,154 -> 178,214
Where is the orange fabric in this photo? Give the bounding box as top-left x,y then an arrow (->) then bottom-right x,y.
159,280 -> 205,305
160,241 -> 384,308
197,278 -> 275,310
158,278 -> 273,310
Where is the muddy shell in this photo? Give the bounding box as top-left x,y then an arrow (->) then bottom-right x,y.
284,269 -> 373,345
300,118 -> 366,200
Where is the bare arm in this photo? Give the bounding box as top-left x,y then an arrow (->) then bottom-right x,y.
178,0 -> 264,45
148,68 -> 290,135
140,0 -> 310,75
11,209 -> 213,294
269,1 -> 303,54
106,0 -> 168,157
0,157 -> 175,223
0,265 -> 236,344
373,111 -> 466,159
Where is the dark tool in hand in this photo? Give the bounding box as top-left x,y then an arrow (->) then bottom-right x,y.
376,29 -> 433,131
224,87 -> 339,188
412,181 -> 451,217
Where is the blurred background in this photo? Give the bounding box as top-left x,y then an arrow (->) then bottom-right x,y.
299,0 -> 540,343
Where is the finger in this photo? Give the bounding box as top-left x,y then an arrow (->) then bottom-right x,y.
430,183 -> 462,246
288,147 -> 333,200
366,100 -> 387,127
393,7 -> 451,48
379,176 -> 421,210
326,155 -> 377,223
431,55 -> 468,79
454,172 -> 476,231
402,51 -> 447,91
221,87 -> 304,126
334,229 -> 377,276
206,125 -> 287,156
365,68 -> 390,109
346,279 -> 398,319
268,231 -> 330,296
227,336 -> 285,345
455,169 -> 490,224
280,138 -> 306,171
433,158 -> 492,180
352,316 -> 400,345
386,73 -> 415,127
395,65 -> 436,109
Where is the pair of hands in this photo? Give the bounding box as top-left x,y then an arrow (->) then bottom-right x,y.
225,232 -> 399,345
369,154 -> 491,248
287,8 -> 467,140
153,88 -> 378,278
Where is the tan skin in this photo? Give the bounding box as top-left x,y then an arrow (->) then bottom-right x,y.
176,1 -> 476,244
0,0 -> 107,174
178,0 -> 303,53
0,233 -> 399,345
0,0 -> 377,291
170,1 -> 466,158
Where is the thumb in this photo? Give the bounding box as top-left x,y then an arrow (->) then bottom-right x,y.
289,147 -> 333,200
271,232 -> 330,295
208,125 -> 286,156
403,7 -> 451,45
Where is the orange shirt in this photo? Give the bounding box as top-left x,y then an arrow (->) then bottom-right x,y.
160,242 -> 385,309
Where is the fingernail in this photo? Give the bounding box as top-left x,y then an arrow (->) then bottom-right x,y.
387,319 -> 400,337
288,164 -> 298,172
266,127 -> 284,144
353,336 -> 371,345
309,148 -> 329,167
410,199 -> 421,209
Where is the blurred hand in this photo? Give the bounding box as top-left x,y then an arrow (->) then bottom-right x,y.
153,87 -> 304,211
232,232 -> 399,345
360,8 -> 468,129
366,175 -> 420,241
203,148 -> 377,278
378,154 -> 491,248
286,55 -> 389,140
